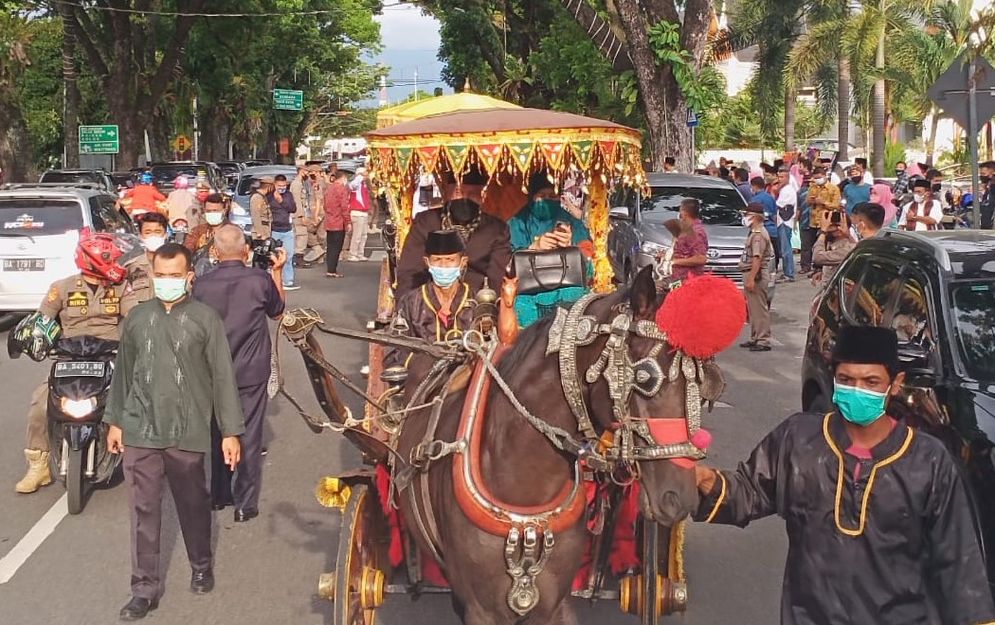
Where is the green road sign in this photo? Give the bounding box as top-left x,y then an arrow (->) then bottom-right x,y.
273,88 -> 304,111
79,125 -> 120,154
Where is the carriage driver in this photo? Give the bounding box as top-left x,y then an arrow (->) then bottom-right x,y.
386,230 -> 478,370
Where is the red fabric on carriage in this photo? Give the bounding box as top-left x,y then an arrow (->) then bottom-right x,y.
375,465 -> 450,587
571,481 -> 641,592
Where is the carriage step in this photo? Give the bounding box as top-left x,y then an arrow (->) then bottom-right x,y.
571,589 -> 619,600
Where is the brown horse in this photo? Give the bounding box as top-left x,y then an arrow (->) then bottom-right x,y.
396,266 -> 701,625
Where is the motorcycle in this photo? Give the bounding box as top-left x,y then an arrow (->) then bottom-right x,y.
46,335 -> 120,514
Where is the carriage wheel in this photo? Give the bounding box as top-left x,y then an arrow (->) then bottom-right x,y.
619,520 -> 688,622
318,483 -> 390,625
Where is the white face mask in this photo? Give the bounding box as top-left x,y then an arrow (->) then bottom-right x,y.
913,193 -> 926,203
813,177 -> 826,186
142,235 -> 165,252
204,212 -> 224,226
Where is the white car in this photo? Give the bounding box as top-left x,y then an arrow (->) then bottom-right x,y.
0,184 -> 135,313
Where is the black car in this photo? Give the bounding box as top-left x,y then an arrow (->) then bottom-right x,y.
148,161 -> 226,193
39,169 -> 115,192
802,229 -> 995,592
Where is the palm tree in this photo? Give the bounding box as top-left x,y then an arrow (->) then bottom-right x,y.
730,0 -> 808,151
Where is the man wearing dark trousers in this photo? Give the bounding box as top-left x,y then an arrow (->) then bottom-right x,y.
192,224 -> 286,522
105,243 -> 244,621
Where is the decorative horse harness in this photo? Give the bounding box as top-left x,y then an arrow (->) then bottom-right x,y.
397,291 -> 717,616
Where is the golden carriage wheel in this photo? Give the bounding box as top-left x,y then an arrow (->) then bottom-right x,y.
330,483 -> 390,625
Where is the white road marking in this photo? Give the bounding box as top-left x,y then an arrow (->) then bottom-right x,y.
0,493 -> 68,584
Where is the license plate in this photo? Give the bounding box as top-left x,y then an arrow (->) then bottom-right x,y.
54,361 -> 105,378
3,258 -> 45,271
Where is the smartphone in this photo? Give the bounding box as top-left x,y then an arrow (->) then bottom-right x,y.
554,221 -> 570,233
830,211 -> 842,225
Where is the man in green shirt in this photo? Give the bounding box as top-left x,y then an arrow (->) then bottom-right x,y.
105,243 -> 245,621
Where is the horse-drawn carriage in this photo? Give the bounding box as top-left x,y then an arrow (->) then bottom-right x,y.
278,104 -> 745,624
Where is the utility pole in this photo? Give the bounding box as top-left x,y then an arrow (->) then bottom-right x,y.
192,94 -> 200,161
968,52 -> 981,228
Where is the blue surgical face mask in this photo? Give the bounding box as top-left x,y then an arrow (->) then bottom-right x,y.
428,265 -> 461,288
204,212 -> 224,226
832,380 -> 890,426
531,198 -> 561,221
153,277 -> 188,303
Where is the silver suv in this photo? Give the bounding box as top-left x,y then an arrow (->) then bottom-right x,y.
0,184 -> 134,312
608,173 -> 753,286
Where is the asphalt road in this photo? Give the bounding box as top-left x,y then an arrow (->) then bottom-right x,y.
0,246 -> 816,625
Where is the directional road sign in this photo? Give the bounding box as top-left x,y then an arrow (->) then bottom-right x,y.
273,88 -> 304,111
686,108 -> 700,128
173,135 -> 192,152
78,125 -> 119,154
927,52 -> 995,135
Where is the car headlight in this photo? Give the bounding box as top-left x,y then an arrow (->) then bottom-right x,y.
61,397 -> 97,419
640,241 -> 666,256
231,205 -> 248,216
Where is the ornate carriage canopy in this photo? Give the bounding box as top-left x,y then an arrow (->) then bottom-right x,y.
365,107 -> 646,291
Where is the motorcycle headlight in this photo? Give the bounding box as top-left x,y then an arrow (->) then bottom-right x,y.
61,397 -> 97,419
641,241 -> 667,256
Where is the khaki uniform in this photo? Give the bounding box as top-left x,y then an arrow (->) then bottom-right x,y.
291,179 -> 326,258
812,232 -> 856,282
124,253 -> 155,305
806,183 -> 842,229
249,191 -> 272,239
26,275 -> 138,450
738,228 -> 774,348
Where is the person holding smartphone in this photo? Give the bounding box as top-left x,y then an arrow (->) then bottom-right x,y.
508,170 -> 594,327
812,208 -> 856,284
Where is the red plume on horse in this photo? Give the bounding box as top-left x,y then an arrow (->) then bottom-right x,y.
656,274 -> 748,360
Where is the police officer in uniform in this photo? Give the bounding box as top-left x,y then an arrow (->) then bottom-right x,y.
14,232 -> 142,493
249,175 -> 275,240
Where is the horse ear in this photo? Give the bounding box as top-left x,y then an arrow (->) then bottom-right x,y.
628,265 -> 658,320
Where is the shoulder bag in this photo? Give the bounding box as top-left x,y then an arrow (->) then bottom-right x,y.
512,247 -> 586,295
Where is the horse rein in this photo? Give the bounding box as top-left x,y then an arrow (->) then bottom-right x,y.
547,292 -> 708,468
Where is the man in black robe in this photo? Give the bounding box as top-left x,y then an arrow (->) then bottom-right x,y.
395,166 -> 512,299
694,325 -> 995,625
386,230 -> 477,370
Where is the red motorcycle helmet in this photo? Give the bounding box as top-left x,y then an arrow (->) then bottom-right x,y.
74,229 -> 140,284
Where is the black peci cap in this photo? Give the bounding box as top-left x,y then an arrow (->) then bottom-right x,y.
425,230 -> 465,256
832,326 -> 899,374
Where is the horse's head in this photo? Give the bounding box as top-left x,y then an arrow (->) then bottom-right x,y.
551,267 -> 737,526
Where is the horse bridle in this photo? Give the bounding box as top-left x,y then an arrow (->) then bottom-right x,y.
547,292 -> 708,467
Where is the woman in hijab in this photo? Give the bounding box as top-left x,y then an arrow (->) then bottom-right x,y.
508,170 -> 594,327
870,183 -> 897,228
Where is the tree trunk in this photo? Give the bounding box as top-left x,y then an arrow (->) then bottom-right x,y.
784,87 -> 796,152
871,17 -> 886,177
0,100 -> 33,182
59,5 -> 80,168
837,55 -> 851,162
926,107 -> 940,166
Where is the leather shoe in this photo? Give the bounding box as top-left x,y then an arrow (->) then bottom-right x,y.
190,569 -> 214,594
234,508 -> 259,523
749,344 -> 772,352
739,340 -> 756,348
212,499 -> 233,511
119,596 -> 158,621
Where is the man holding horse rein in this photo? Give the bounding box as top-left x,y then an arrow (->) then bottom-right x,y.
693,325 -> 994,625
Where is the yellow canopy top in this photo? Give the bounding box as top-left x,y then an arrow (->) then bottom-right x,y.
376,92 -> 520,129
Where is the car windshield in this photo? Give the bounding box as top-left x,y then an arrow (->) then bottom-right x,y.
0,199 -> 84,235
217,163 -> 240,175
40,172 -> 102,187
150,166 -> 200,186
641,186 -> 745,226
236,173 -> 296,196
950,280 -> 995,380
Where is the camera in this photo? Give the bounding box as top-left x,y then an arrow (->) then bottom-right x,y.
250,236 -> 283,270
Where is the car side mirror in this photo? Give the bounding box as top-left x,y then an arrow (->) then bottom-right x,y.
610,205 -> 632,221
897,342 -> 929,365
